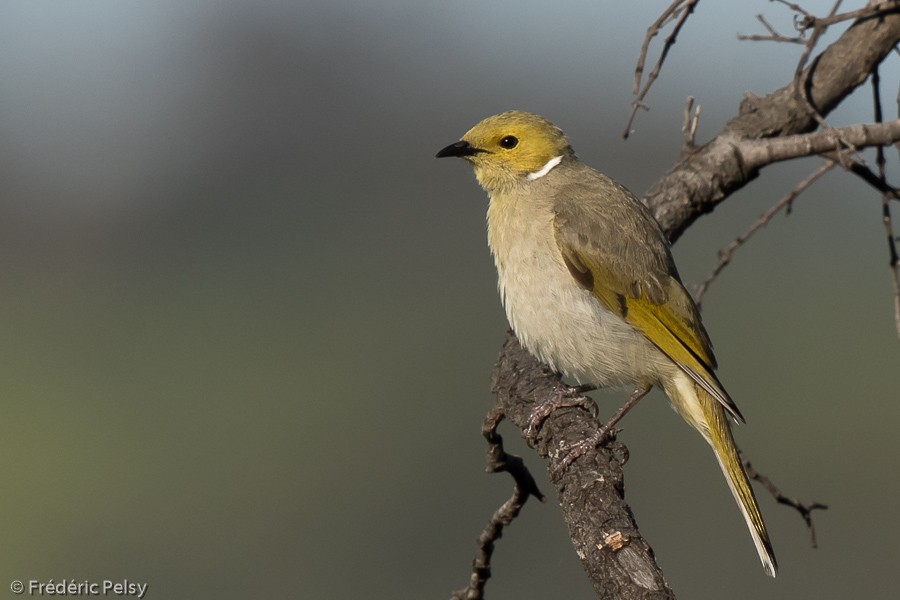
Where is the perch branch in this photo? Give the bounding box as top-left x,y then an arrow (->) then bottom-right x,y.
490,333 -> 676,599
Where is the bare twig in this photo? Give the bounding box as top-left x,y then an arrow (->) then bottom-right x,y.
694,161 -> 837,306
738,13 -> 805,43
624,0 -> 701,138
682,96 -> 701,149
871,65 -> 900,339
718,103 -> 900,331
744,460 -> 828,549
451,409 -> 545,600
741,0 -> 900,44
773,0 -> 814,20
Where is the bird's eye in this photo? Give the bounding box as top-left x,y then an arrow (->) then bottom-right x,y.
499,135 -> 518,149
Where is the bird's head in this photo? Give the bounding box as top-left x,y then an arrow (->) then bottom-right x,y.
436,111 -> 574,193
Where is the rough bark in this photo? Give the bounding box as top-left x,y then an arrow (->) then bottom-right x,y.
492,334 -> 675,599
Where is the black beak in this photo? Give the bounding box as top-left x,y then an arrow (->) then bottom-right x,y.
435,140 -> 482,158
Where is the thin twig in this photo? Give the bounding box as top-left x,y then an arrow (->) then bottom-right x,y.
744,459 -> 828,549
623,0 -> 700,139
682,96 -> 701,149
451,409 -> 544,600
694,161 -> 837,307
872,65 -> 900,339
738,13 -> 805,43
773,0 -> 814,20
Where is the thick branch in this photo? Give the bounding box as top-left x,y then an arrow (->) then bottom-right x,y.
740,119 -> 900,166
491,333 -> 675,600
643,7 -> 900,239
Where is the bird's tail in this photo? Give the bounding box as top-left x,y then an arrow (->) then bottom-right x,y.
665,374 -> 778,577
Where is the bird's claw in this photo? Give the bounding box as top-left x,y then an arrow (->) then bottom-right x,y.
525,385 -> 597,446
549,425 -> 616,481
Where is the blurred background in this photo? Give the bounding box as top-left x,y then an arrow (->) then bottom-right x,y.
0,1 -> 897,598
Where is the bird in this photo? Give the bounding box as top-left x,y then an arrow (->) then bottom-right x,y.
436,110 -> 777,577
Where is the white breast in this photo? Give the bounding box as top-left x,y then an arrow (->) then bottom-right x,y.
487,191 -> 666,388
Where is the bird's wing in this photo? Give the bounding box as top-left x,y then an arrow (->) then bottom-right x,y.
552,177 -> 744,422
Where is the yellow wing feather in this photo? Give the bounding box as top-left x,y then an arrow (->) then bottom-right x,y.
553,190 -> 744,422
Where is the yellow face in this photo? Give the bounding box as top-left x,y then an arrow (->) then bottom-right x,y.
437,111 -> 572,191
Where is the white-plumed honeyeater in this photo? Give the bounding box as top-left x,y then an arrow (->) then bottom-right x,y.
437,110 -> 777,577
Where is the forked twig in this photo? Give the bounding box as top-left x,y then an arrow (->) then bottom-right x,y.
744,459 -> 828,548
738,13 -> 805,43
450,409 -> 544,600
623,0 -> 701,138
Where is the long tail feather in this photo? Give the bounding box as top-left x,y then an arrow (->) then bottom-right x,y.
666,374 -> 778,577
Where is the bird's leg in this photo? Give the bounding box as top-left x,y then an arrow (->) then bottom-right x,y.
524,383 -> 597,446
550,384 -> 652,480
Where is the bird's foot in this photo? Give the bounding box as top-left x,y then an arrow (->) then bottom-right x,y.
548,384 -> 652,481
549,425 -> 616,482
524,383 -> 597,446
